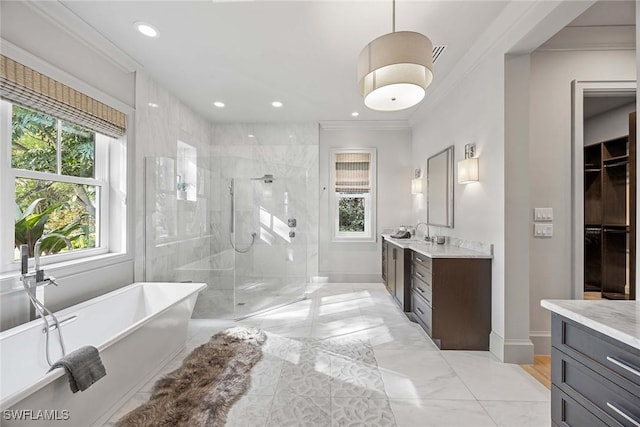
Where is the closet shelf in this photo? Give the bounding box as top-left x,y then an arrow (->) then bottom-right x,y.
603,154 -> 628,162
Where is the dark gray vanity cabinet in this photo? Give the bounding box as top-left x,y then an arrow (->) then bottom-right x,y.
551,314 -> 640,426
410,252 -> 491,350
382,238 -> 411,312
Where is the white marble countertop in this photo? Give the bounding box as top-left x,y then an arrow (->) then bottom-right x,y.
381,234 -> 492,259
541,299 -> 640,350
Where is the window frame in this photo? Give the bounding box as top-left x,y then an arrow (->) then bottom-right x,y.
330,148 -> 377,243
0,100 -> 110,272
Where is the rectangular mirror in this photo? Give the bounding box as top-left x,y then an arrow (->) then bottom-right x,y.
427,145 -> 454,228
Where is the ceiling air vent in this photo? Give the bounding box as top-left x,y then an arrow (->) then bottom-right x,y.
432,45 -> 447,64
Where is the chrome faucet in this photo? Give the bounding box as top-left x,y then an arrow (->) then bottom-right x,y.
33,233 -> 72,283
19,239 -> 68,364
415,222 -> 431,242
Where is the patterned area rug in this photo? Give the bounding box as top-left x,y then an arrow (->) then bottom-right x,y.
116,327 -> 267,427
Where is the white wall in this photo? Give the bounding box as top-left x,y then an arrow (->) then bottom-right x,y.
0,1 -> 136,330
585,102 -> 637,146
408,0 -> 597,363
319,125 -> 412,282
411,51 -> 511,357
528,49 -> 636,353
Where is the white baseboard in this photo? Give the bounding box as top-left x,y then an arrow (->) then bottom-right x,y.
529,331 -> 551,355
490,331 -> 535,364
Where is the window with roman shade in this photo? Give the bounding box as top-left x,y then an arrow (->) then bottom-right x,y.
331,148 -> 377,242
0,54 -> 127,272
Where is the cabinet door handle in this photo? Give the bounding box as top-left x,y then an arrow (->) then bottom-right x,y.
415,271 -> 424,278
416,286 -> 425,293
606,356 -> 640,378
415,256 -> 424,263
415,307 -> 425,315
606,402 -> 640,426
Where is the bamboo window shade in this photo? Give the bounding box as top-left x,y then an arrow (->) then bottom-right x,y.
335,152 -> 371,194
0,55 -> 126,138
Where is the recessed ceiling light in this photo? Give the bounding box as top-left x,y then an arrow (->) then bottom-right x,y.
134,22 -> 159,38
213,101 -> 225,108
351,111 -> 359,117
271,101 -> 283,108
148,102 -> 159,108
248,134 -> 255,138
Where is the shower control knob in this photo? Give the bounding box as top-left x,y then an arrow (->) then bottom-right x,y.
288,218 -> 297,228
289,231 -> 296,238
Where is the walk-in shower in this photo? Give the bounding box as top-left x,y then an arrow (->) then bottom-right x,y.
144,156 -> 308,320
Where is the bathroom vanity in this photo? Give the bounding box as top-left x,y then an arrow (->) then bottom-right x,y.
541,300 -> 640,427
381,235 -> 492,350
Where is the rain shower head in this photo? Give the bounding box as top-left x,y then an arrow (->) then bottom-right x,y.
251,174 -> 274,184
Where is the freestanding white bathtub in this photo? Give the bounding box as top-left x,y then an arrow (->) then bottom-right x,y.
0,281 -> 206,426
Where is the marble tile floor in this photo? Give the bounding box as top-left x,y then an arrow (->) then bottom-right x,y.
104,282 -> 550,427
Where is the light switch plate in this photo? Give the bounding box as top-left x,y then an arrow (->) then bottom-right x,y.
534,207 -> 553,222
534,223 -> 553,238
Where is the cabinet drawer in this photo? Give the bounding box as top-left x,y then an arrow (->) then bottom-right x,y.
412,290 -> 432,335
411,274 -> 432,305
551,385 -> 612,427
552,347 -> 640,426
412,262 -> 432,286
553,314 -> 640,392
412,252 -> 432,272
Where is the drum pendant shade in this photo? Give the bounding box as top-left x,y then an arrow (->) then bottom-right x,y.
358,31 -> 434,111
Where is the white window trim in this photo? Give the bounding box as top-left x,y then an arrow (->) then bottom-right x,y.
330,148 -> 377,243
0,100 -> 111,272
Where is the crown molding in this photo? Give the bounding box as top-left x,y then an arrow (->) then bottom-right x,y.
0,39 -> 134,113
23,1 -> 142,73
319,120 -> 411,130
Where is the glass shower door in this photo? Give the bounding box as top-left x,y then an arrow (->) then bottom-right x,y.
233,174 -> 307,317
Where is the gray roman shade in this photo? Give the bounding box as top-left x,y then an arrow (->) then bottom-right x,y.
0,55 -> 126,138
335,152 -> 371,194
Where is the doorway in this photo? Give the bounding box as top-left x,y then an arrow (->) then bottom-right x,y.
572,81 -> 637,300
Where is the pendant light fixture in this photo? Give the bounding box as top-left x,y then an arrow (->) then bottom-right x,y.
358,0 -> 434,111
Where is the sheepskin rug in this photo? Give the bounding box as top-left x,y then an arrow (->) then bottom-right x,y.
116,327 -> 267,427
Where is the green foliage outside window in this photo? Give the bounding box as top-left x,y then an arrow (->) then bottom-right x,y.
11,105 -> 97,258
338,196 -> 365,232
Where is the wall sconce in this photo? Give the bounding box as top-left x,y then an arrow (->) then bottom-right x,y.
411,168 -> 423,194
458,144 -> 479,184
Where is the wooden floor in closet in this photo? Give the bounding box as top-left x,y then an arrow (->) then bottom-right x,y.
520,355 -> 551,390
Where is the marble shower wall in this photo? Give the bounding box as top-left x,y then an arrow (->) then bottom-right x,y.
134,72 -> 215,282
211,124 -> 320,282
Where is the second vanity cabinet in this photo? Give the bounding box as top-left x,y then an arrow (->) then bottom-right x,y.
549,312 -> 640,426
410,251 -> 492,350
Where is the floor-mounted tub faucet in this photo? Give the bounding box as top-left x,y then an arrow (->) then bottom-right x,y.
20,235 -> 70,364
33,233 -> 72,283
